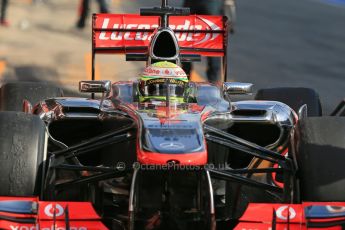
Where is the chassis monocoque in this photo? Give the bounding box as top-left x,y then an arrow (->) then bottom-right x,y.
1,1 -> 345,230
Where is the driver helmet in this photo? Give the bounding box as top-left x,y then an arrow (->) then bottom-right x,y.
138,61 -> 188,103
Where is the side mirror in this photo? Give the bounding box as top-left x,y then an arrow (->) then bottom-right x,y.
79,80 -> 111,94
223,82 -> 253,95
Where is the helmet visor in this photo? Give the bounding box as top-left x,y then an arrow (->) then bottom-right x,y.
139,78 -> 187,98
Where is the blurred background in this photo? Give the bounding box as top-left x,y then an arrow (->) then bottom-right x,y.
0,0 -> 344,113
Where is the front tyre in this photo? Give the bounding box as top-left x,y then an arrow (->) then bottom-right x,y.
296,117 -> 345,201
0,112 -> 47,196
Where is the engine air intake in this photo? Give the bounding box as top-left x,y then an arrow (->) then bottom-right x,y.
149,29 -> 179,64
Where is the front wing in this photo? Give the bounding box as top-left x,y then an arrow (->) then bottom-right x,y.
1,196 -> 345,229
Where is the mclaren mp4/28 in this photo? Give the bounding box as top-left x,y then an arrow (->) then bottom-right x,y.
0,1 -> 345,229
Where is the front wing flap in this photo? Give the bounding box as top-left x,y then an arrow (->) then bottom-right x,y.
0,197 -> 107,230
236,202 -> 345,230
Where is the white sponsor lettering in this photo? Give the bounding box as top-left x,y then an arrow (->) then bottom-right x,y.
186,25 -> 202,42
44,203 -> 64,217
98,17 -> 221,44
276,205 -> 296,220
124,24 -> 137,40
175,20 -> 190,41
135,24 -> 150,40
99,18 -> 110,40
10,225 -> 87,230
110,24 -> 124,40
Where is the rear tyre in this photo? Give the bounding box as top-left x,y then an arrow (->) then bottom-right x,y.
296,117 -> 345,201
255,87 -> 322,116
0,82 -> 64,111
0,112 -> 46,196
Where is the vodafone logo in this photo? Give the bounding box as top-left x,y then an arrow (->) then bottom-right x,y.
98,17 -> 221,44
44,203 -> 64,217
10,226 -> 87,230
276,206 -> 296,220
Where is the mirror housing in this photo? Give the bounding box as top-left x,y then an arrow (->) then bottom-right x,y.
79,80 -> 111,94
223,82 -> 253,95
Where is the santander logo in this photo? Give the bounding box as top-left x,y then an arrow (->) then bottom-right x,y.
98,17 -> 221,44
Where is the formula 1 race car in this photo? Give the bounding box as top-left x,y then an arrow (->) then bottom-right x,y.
1,1 -> 345,229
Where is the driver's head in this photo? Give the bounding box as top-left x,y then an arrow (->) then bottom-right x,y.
138,62 -> 188,103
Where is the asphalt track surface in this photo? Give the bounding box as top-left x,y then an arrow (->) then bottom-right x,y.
228,0 -> 345,114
